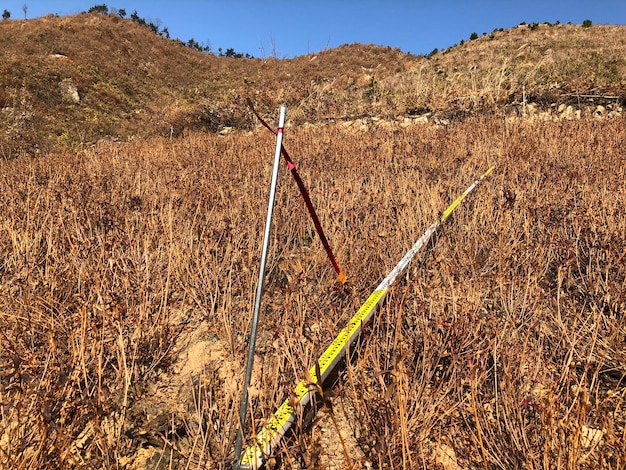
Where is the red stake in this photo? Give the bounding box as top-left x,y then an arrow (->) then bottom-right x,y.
248,100 -> 347,284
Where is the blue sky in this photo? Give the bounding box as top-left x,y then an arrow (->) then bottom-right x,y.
2,1 -> 625,57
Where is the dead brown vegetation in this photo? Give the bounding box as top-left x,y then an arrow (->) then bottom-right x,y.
1,113 -> 625,469
2,12 -> 626,470
2,14 -> 625,158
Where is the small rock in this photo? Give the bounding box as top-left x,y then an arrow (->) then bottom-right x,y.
560,105 -> 575,120
59,81 -> 80,103
434,443 -> 462,470
581,425 -> 603,449
538,111 -> 552,121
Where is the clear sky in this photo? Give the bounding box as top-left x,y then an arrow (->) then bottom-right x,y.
2,1 -> 626,58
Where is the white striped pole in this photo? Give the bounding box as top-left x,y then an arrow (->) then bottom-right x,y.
237,167 -> 494,469
233,107 -> 287,470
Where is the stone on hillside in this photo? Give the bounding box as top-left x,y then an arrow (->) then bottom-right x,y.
537,111 -> 552,121
59,81 -> 80,103
559,105 -> 575,120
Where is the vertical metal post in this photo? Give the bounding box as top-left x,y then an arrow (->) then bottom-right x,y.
233,107 -> 286,469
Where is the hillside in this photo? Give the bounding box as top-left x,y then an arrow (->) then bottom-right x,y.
0,12 -> 411,156
1,11 -> 626,470
1,13 -> 625,157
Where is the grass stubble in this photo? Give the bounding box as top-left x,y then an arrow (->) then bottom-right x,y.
1,114 -> 625,469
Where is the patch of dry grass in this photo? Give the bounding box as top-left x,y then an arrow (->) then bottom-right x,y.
1,114 -> 625,469
2,15 -> 624,157
384,24 -> 626,117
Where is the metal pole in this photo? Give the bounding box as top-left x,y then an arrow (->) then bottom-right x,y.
233,106 -> 286,469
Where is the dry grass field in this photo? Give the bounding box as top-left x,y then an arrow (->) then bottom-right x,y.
1,11 -> 626,470
1,113 -> 625,469
2,14 -> 625,156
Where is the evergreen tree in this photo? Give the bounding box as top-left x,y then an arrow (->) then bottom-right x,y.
88,4 -> 109,14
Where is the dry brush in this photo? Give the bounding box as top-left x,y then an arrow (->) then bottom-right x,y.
1,114 -> 625,469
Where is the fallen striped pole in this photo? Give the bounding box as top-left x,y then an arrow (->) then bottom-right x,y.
237,167 -> 494,469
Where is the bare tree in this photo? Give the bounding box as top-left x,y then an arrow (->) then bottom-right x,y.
22,4 -> 27,19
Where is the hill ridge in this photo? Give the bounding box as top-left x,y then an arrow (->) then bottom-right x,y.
1,13 -> 625,156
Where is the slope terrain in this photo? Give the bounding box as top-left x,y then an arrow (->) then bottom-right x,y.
1,13 -> 625,157
1,11 -> 625,470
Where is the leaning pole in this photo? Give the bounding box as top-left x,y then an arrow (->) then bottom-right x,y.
233,107 -> 287,470
237,167 -> 494,469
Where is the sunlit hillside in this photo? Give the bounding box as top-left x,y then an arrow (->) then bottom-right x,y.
1,13 -> 625,156
1,10 -> 625,470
